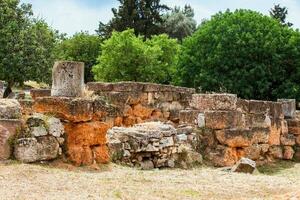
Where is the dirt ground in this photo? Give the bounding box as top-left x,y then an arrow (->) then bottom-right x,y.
0,161 -> 299,200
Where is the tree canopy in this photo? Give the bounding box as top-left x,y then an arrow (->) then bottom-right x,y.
163,5 -> 197,41
54,32 -> 102,82
176,9 -> 300,100
97,0 -> 169,39
270,4 -> 293,27
0,0 -> 58,97
92,29 -> 179,84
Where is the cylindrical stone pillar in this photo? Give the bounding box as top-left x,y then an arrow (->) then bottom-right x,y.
51,61 -> 84,97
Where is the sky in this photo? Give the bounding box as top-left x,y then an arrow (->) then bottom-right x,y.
21,0 -> 300,36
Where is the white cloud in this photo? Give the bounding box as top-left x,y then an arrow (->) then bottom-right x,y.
21,0 -> 114,36
21,0 -> 300,36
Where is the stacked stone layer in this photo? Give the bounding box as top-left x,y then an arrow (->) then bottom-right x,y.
33,96 -> 119,165
180,94 -> 299,166
87,82 -> 195,126
0,99 -> 22,160
108,122 -> 202,169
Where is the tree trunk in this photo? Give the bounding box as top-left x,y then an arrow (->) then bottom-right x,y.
3,81 -> 14,98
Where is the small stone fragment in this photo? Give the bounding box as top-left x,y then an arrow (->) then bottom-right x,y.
231,158 -> 256,174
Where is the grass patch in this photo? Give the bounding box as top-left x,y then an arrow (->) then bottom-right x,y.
257,161 -> 296,175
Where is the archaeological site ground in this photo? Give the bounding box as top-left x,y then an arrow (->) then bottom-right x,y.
0,61 -> 300,199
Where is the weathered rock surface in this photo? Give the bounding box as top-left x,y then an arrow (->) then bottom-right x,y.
30,89 -> 51,100
108,122 -> 201,169
0,99 -> 21,119
15,136 -> 60,163
14,138 -> 39,163
65,121 -> 109,166
14,114 -> 64,163
278,99 -> 296,118
33,97 -> 94,122
0,125 -> 10,160
231,158 -> 256,174
51,61 -> 84,97
191,94 -> 237,111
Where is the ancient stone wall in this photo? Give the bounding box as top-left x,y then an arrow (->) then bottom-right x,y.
2,61 -> 299,168
180,94 -> 300,167
87,82 -> 195,126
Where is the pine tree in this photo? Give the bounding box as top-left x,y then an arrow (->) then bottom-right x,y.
97,0 -> 169,39
270,4 -> 293,27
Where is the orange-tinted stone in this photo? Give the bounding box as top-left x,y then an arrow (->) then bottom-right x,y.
64,122 -> 109,165
93,145 -> 110,164
205,111 -> 244,130
132,104 -> 153,119
269,124 -> 281,145
208,145 -> 238,167
33,97 -> 93,122
123,116 -> 137,127
65,122 -> 108,147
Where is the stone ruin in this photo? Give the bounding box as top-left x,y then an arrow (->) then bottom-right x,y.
108,122 -> 201,169
0,61 -> 300,170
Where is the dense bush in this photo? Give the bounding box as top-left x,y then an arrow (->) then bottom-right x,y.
93,29 -> 179,84
176,9 -> 300,100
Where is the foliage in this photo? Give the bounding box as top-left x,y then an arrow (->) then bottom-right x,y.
163,5 -> 197,41
97,0 -> 170,39
176,9 -> 300,100
92,29 -> 179,84
0,0 -> 58,96
54,32 -> 102,82
270,4 -> 293,27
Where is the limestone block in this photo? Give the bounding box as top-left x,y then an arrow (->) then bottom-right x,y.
231,158 -> 256,174
191,93 -> 237,111
207,145 -> 238,167
240,144 -> 269,160
296,135 -> 300,145
65,121 -> 109,165
236,99 -> 249,113
30,89 -> 51,100
51,61 -> 84,97
14,138 -> 39,163
294,147 -> 300,161
33,97 -> 94,122
0,99 -> 21,119
268,122 -> 282,145
268,146 -> 283,159
283,146 -> 295,160
197,113 -> 205,128
245,113 -> 271,128
249,101 -> 283,119
93,145 -> 110,164
278,99 -> 296,118
0,125 -> 11,160
280,134 -> 296,146
216,127 -> 269,148
19,100 -> 34,115
287,119 -> 300,135
179,110 -> 199,125
0,119 -> 22,138
249,100 -> 270,114
0,119 -> 22,160
112,82 -> 145,92
205,111 -> 244,130
36,136 -> 60,161
251,127 -> 270,144
86,82 -> 114,93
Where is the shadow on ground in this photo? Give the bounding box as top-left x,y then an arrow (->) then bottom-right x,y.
257,161 -> 297,175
